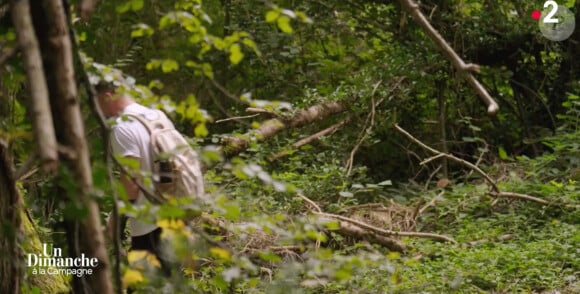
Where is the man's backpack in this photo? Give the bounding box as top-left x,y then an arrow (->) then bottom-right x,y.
124,110 -> 205,203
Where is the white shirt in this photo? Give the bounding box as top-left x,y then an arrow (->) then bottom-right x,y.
110,103 -> 173,237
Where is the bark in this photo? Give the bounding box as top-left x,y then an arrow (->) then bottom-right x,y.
0,142 -> 23,293
32,1 -> 113,292
222,101 -> 348,156
398,0 -> 499,115
10,0 -> 58,174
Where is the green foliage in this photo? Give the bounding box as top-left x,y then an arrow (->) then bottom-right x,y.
3,0 -> 580,292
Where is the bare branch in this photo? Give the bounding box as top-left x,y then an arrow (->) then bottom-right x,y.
245,107 -> 281,118
398,0 -> 499,115
317,211 -> 456,244
417,191 -> 444,216
298,193 -> 322,213
215,114 -> 259,124
269,116 -> 351,161
489,191 -> 580,209
221,101 -> 348,156
394,124 -> 500,192
11,0 -> 59,174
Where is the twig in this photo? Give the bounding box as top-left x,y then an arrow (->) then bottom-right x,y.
14,153 -> 37,181
214,114 -> 259,124
298,193 -> 322,213
209,78 -> 248,105
420,153 -> 445,166
463,234 -> 514,248
417,191 -> 444,216
316,211 -> 457,243
424,165 -> 442,190
394,124 -> 500,192
246,107 -> 280,118
345,81 -> 383,176
398,0 -> 499,115
489,191 -> 580,208
269,116 -> 351,161
396,124 -> 580,208
465,140 -> 488,180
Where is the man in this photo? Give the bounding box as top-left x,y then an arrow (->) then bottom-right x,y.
96,82 -> 171,276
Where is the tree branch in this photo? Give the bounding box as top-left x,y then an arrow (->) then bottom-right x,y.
394,124 -> 500,192
269,116 -> 351,161
221,101 -> 348,156
398,0 -> 499,115
317,211 -> 456,244
395,124 -> 580,208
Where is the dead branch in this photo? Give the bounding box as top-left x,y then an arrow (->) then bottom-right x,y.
394,124 -> 500,192
463,234 -> 514,248
417,191 -> 444,216
11,0 -> 59,174
246,107 -> 281,118
215,114 -> 259,124
14,153 -> 37,181
269,117 -> 351,162
333,219 -> 407,252
489,191 -> 580,209
395,124 -> 580,208
398,0 -> 499,115
298,193 -> 322,213
317,211 -> 457,244
221,101 -> 348,156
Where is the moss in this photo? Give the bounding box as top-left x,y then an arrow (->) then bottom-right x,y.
21,211 -> 69,293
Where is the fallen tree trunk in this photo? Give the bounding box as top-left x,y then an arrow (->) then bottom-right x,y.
221,101 -> 348,157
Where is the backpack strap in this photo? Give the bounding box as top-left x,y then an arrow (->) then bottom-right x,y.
119,110 -> 170,204
122,110 -> 165,134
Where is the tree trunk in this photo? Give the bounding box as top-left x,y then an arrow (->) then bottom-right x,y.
10,0 -> 59,174
0,141 -> 23,294
29,1 -> 113,293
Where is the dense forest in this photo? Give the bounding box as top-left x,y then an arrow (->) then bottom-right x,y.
0,0 -> 579,293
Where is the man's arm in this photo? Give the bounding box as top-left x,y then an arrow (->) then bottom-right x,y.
106,156 -> 140,240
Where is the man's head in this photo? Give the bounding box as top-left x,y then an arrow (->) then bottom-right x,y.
95,82 -> 134,118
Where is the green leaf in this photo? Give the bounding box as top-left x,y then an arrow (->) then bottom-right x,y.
161,59 -> 179,72
194,124 -> 208,137
339,191 -> 353,198
223,204 -> 241,221
131,0 -> 144,11
377,180 -> 392,186
498,146 -> 509,160
115,2 -> 131,13
265,10 -> 280,23
158,205 -> 186,218
229,44 -> 244,64
277,16 -> 293,33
